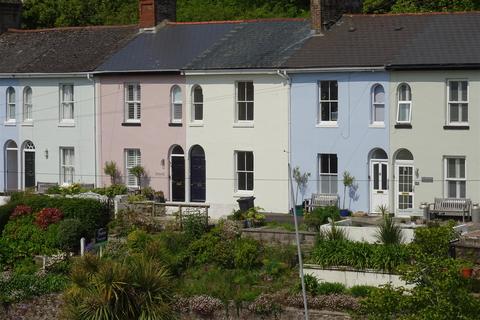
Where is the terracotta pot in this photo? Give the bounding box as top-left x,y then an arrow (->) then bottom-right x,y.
461,268 -> 473,278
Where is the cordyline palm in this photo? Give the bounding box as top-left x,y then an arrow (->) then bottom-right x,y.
63,254 -> 175,320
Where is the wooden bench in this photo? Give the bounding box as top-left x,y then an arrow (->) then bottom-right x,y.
428,198 -> 472,222
306,193 -> 339,211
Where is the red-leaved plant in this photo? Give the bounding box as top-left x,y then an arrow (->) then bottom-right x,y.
35,208 -> 64,229
10,205 -> 33,219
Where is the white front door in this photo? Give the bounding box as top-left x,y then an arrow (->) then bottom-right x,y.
395,164 -> 414,213
370,160 -> 389,213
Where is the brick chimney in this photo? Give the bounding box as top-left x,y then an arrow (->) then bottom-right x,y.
139,0 -> 176,29
0,0 -> 22,33
311,0 -> 362,34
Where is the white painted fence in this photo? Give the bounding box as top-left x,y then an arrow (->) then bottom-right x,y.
304,264 -> 413,289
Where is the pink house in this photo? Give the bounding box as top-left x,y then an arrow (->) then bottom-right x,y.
96,0 -> 234,201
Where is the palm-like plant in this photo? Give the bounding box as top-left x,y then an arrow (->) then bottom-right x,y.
104,161 -> 119,185
63,253 -> 175,320
375,209 -> 404,245
129,165 -> 145,190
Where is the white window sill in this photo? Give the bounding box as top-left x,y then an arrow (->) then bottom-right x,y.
4,121 -> 16,126
58,122 -> 75,127
369,123 -> 385,128
446,122 -> 469,126
233,191 -> 254,198
316,123 -> 338,128
233,122 -> 254,128
189,122 -> 204,127
21,121 -> 34,127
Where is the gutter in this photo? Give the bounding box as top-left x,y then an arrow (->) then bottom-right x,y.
0,72 -> 90,78
386,63 -> 480,71
284,66 -> 385,73
183,69 -> 281,75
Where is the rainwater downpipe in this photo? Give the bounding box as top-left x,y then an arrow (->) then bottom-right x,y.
87,73 -> 98,187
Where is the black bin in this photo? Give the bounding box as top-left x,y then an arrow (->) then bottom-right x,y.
237,196 -> 255,212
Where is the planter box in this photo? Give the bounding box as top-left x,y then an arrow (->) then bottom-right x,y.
304,264 -> 413,289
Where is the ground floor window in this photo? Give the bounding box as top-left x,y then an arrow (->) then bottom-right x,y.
445,157 -> 466,198
236,151 -> 254,191
60,147 -> 74,184
318,153 -> 338,194
125,149 -> 141,188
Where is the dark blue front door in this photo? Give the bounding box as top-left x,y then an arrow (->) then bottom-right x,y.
190,146 -> 206,202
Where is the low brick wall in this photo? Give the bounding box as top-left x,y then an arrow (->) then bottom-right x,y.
241,228 -> 316,247
181,308 -> 351,320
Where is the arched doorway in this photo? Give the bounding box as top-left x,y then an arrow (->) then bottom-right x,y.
170,145 -> 185,202
394,149 -> 414,213
369,148 -> 388,213
22,141 -> 35,189
5,140 -> 18,192
190,145 -> 206,202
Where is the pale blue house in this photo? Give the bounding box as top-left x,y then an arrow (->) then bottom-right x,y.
289,72 -> 389,213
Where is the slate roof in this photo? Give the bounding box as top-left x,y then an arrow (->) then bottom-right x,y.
96,22 -> 237,72
0,25 -> 138,73
185,19 -> 311,70
285,12 -> 480,70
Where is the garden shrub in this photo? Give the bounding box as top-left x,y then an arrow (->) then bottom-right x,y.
248,293 -> 283,318
127,229 -> 152,251
183,211 -> 208,240
233,237 -> 262,269
188,232 -> 235,268
295,274 -> 321,295
189,295 -> 224,316
34,208 -> 64,229
308,240 -> 410,272
92,184 -> 128,198
349,285 -> 374,298
316,282 -> 346,295
11,205 -> 32,219
0,273 -> 68,303
56,218 -> 85,252
143,232 -> 190,275
412,221 -> 457,258
304,206 -> 340,232
0,201 -> 18,233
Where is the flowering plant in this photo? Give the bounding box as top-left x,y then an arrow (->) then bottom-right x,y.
35,208 -> 64,229
11,205 -> 32,219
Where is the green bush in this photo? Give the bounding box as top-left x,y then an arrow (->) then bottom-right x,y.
57,218 -> 85,252
183,211 -> 208,240
233,237 -> 262,269
308,240 -> 410,272
0,201 -> 18,233
412,221 -> 457,259
127,229 -> 152,251
304,206 -> 340,232
349,285 -> 374,298
316,282 -> 346,295
295,274 -> 321,295
92,184 -> 128,198
188,232 -> 235,268
0,273 -> 68,303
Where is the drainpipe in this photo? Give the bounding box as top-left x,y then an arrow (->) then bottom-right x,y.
277,70 -> 292,211
87,73 -> 98,187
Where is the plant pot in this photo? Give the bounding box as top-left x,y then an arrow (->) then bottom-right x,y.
461,268 -> 473,278
294,205 -> 304,216
340,209 -> 350,217
244,220 -> 253,228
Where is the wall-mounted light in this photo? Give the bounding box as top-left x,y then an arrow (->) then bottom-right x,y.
44,149 -> 49,159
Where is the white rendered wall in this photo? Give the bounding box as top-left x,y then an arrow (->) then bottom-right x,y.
185,74 -> 290,218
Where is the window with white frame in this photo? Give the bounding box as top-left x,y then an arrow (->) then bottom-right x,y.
60,84 -> 74,122
60,147 -> 75,184
236,81 -> 254,122
319,81 -> 338,124
448,80 -> 468,125
236,151 -> 254,191
397,84 -> 412,123
371,84 -> 385,125
445,157 -> 466,198
192,85 -> 203,122
318,154 -> 338,194
125,84 -> 141,122
6,87 -> 15,122
171,86 -> 183,123
23,87 -> 33,122
125,149 -> 141,188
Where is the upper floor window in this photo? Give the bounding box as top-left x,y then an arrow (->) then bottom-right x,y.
60,84 -> 74,122
319,81 -> 338,124
6,87 -> 15,122
318,153 -> 338,194
23,87 -> 32,122
448,80 -> 468,125
371,84 -> 385,125
192,85 -> 203,122
445,157 -> 466,198
396,83 -> 411,123
236,81 -> 254,122
125,84 -> 141,122
171,86 -> 183,123
236,151 -> 254,191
